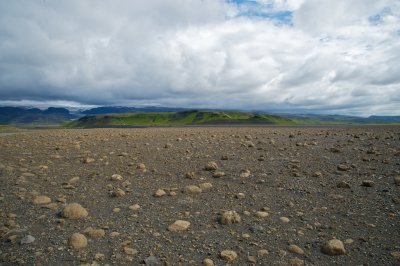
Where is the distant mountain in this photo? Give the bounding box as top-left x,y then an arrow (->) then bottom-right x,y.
66,110 -> 296,128
277,113 -> 400,124
0,107 -> 76,125
82,106 -> 186,115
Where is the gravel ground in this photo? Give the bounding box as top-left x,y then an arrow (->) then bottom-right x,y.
0,126 -> 399,266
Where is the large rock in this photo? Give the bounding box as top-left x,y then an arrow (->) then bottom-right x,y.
168,220 -> 191,232
322,239 -> 346,255
61,203 -> 88,219
220,211 -> 241,225
68,233 -> 87,249
220,250 -> 238,262
33,195 -> 51,205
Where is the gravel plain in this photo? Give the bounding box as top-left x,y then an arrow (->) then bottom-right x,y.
0,126 -> 399,265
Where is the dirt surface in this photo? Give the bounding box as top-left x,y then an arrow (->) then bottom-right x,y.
0,127 -> 399,266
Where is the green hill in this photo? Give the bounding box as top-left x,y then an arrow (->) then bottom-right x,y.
65,110 -> 297,128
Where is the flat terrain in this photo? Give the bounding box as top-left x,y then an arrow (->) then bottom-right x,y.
0,127 -> 399,265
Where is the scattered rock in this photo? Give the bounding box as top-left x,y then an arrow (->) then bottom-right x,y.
240,169 -> 251,178
33,195 -> 51,205
68,176 -> 80,184
123,247 -> 138,255
280,217 -> 290,223
257,249 -> 269,256
154,189 -> 166,197
322,239 -> 346,255
247,255 -> 256,263
129,204 -> 141,211
337,181 -> 351,188
220,250 -> 238,262
203,258 -> 214,266
221,211 -> 241,225
20,235 -> 35,244
394,176 -> 400,186
198,182 -> 213,190
212,171 -> 225,178
337,164 -> 350,171
168,220 -> 191,232
84,227 -> 105,238
288,244 -> 304,255
255,211 -> 269,218
61,203 -> 88,219
185,172 -> 196,179
111,188 -> 126,197
204,162 -> 218,171
289,258 -> 305,266
144,256 -> 161,265
68,233 -> 87,249
184,185 -> 202,194
391,251 -> 400,260
362,180 -> 375,187
110,174 -> 123,181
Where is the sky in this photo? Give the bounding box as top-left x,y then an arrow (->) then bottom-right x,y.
0,0 -> 399,116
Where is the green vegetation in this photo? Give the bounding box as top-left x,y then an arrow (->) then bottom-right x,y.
65,110 -> 297,128
0,125 -> 20,132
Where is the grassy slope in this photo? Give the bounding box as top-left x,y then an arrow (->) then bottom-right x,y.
66,110 -> 297,128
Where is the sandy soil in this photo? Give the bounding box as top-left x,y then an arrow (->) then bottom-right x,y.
0,126 -> 399,265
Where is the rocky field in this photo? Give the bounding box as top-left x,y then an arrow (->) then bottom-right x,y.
0,126 -> 399,266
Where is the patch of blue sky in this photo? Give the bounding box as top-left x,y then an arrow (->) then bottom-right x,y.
368,6 -> 393,25
226,0 -> 293,25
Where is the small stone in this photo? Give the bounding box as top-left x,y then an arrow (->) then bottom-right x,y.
20,235 -> 35,244
289,258 -> 305,266
185,172 -> 196,179
168,220 -> 191,232
154,189 -> 166,197
110,231 -> 120,238
129,204 -> 141,211
280,217 -> 290,223
184,185 -> 202,194
144,256 -> 161,265
337,181 -> 351,188
236,193 -> 245,199
258,249 -> 269,256
391,251 -> 400,260
244,140 -> 255,147
255,211 -> 269,218
394,176 -> 400,186
221,211 -> 241,225
95,253 -> 105,261
212,171 -> 225,178
288,245 -> 304,255
362,180 -> 375,187
123,247 -> 138,255
240,169 -> 251,178
68,233 -> 87,249
203,258 -> 214,266
313,171 -> 323,177
220,250 -> 238,262
44,203 -> 58,210
33,195 -> 51,205
247,255 -> 256,263
68,176 -> 80,184
111,188 -> 126,197
337,164 -> 350,171
204,161 -> 218,171
198,182 -> 213,190
137,163 -> 146,170
61,203 -> 88,219
84,227 -> 105,238
322,239 -> 346,255
110,174 -> 123,181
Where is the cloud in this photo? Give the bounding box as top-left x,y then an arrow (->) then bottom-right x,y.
0,0 -> 399,116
